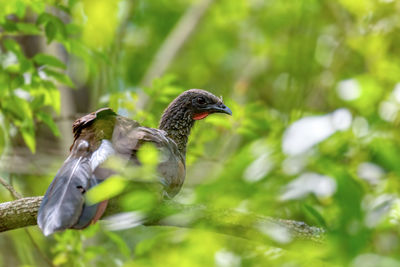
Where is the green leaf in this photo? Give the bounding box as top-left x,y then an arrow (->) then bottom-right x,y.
36,111 -> 60,136
53,17 -> 68,39
137,143 -> 159,167
16,23 -> 41,34
303,204 -> 327,228
45,22 -> 57,43
30,1 -> 46,14
19,58 -> 33,73
86,175 -> 128,204
104,231 -> 131,258
4,39 -> 22,55
3,96 -> 32,121
66,23 -> 81,35
2,19 -> 18,32
21,127 -> 36,153
44,69 -> 75,88
52,252 -> 68,266
36,13 -> 52,26
10,75 -> 24,89
34,53 -> 66,69
14,1 -> 26,18
0,123 -> 7,157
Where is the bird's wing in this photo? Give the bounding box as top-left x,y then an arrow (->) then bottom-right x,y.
38,108 -> 185,236
112,119 -> 186,198
38,108 -> 118,235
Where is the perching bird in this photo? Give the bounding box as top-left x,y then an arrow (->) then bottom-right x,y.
37,89 -> 232,236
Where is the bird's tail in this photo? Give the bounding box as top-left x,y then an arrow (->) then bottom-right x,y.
37,141 -> 95,236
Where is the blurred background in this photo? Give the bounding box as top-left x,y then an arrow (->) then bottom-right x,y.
1,0 -> 400,266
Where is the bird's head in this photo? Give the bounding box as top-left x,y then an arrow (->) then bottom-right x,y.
159,89 -> 232,152
178,89 -> 232,120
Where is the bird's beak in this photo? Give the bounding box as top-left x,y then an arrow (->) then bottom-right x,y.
207,103 -> 232,116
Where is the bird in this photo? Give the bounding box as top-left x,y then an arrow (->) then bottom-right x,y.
37,89 -> 232,236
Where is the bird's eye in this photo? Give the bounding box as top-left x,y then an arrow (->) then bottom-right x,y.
197,97 -> 206,105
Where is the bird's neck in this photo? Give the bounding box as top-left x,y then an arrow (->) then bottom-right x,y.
158,104 -> 194,156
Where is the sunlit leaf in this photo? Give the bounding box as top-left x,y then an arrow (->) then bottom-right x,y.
137,143 -> 159,167
21,127 -> 36,153
86,175 -> 128,204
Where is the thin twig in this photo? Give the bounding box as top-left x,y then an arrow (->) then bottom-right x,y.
138,0 -> 216,109
24,229 -> 56,267
0,176 -> 23,199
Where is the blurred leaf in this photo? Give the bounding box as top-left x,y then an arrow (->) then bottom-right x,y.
86,175 -> 128,204
36,12 -> 53,26
33,53 -> 66,69
137,143 -> 159,167
52,252 -> 68,266
21,126 -> 35,153
36,111 -> 60,136
45,21 -> 57,43
0,123 -> 6,156
121,190 -> 157,213
303,204 -> 327,228
104,231 -> 131,258
3,39 -> 22,56
16,22 -> 41,34
44,69 -> 75,87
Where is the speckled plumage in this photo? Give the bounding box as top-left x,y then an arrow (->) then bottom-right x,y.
159,89 -> 224,154
37,89 -> 231,236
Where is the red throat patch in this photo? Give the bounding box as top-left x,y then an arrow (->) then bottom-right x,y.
193,112 -> 209,120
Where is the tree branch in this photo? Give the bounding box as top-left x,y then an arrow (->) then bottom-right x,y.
0,196 -> 325,244
0,197 -> 41,232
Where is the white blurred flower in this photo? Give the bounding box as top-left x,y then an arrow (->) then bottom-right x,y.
336,79 -> 361,101
2,51 -> 18,69
282,155 -> 307,175
14,88 -> 32,101
243,141 -> 274,182
23,72 -> 32,85
363,194 -> 395,228
352,116 -> 369,137
357,162 -> 384,185
280,172 -> 337,201
379,101 -> 399,122
102,211 -> 145,231
257,221 -> 292,244
282,108 -> 352,156
243,153 -> 273,182
38,69 -> 49,80
215,249 -> 241,267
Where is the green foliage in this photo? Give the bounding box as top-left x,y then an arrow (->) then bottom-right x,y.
2,0 -> 400,266
0,3 -> 79,153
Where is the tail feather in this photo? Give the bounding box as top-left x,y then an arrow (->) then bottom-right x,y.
38,156 -> 92,236
38,139 -> 115,236
71,176 -> 101,229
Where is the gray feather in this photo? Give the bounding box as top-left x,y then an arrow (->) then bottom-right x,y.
37,141 -> 92,236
